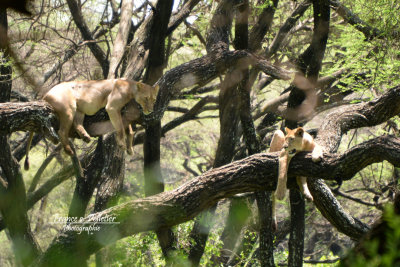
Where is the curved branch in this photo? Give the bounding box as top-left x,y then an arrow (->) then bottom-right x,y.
152,49 -> 291,120
0,101 -> 58,141
37,135 -> 400,265
317,85 -> 400,151
308,85 -> 400,238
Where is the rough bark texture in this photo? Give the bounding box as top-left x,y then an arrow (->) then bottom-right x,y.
93,136 -> 125,212
140,0 -> 177,260
0,9 -> 41,266
283,2 -> 331,265
235,1 -> 277,265
0,101 -> 58,140
33,83 -> 400,267
216,1 -> 255,264
256,191 -> 275,266
2,1 -> 400,265
288,189 -> 305,267
35,133 -> 400,266
67,137 -> 116,218
188,1 -> 243,264
309,86 -> 400,239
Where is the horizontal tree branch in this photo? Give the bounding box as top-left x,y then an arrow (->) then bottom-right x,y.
309,85 -> 400,238
37,135 -> 400,265
0,101 -> 58,141
152,49 -> 291,119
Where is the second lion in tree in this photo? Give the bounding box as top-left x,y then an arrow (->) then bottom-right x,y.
269,127 -> 323,230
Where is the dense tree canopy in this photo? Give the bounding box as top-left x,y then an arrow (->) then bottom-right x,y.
0,0 -> 400,266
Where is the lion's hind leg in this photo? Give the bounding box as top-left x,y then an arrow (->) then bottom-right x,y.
297,176 -> 313,201
44,91 -> 76,155
269,130 -> 286,230
126,124 -> 134,155
106,103 -> 127,149
57,111 -> 75,155
73,111 -> 91,143
269,130 -> 285,152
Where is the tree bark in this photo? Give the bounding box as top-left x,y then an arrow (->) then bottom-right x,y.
93,136 -> 125,212
288,189 -> 305,267
283,2 -> 331,265
107,0 -> 133,79
34,81 -> 400,264
141,0 -> 176,260
256,191 -> 275,266
235,1 -> 276,265
0,9 -> 41,266
67,137 -> 106,218
188,1 -> 241,264
35,133 -> 400,266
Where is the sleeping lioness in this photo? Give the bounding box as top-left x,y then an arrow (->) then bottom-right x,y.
25,79 -> 159,169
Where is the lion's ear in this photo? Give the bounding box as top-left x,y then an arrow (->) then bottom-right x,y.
295,127 -> 304,137
154,85 -> 159,94
284,127 -> 290,134
136,82 -> 144,90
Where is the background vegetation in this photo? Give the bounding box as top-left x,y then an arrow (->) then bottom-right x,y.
0,0 -> 400,266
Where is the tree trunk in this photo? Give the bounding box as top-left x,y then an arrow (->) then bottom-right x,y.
285,1 -> 331,265
142,0 -> 176,260
0,9 -> 41,266
288,189 -> 305,267
188,1 -> 240,265
188,70 -> 241,265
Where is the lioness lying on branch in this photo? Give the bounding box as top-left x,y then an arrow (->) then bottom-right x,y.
269,127 -> 323,230
25,79 -> 159,169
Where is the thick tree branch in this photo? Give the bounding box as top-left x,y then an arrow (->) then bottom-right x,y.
36,135 -> 400,266
316,85 -> 400,151
308,85 -> 400,239
152,49 -> 291,119
0,101 -> 58,141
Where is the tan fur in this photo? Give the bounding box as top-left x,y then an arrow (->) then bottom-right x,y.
270,127 -> 323,230
25,79 -> 158,169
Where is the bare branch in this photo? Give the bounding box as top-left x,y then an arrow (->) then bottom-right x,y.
66,0 -> 109,77
107,0 -> 133,78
